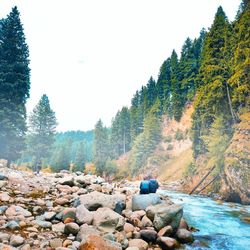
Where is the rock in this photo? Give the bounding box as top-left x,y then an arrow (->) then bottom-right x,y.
178,218 -> 189,230
176,228 -> 194,243
64,222 -> 80,235
0,192 -> 10,202
114,201 -> 126,215
5,205 -> 32,218
220,112 -> 250,205
146,204 -> 183,231
0,206 -> 8,215
20,244 -> 31,250
44,212 -> 56,221
93,207 -> 125,233
0,181 -> 8,188
76,224 -> 100,242
79,234 -> 122,250
76,204 -> 93,225
132,194 -> 161,211
124,223 -> 135,233
59,176 -> 75,186
62,239 -> 72,247
126,247 -> 140,250
5,220 -> 20,230
141,215 -> 153,228
157,236 -> 179,249
128,239 -> 148,250
35,220 -> 52,228
62,208 -> 76,222
0,174 -> 7,180
55,198 -> 71,206
9,235 -> 24,247
52,222 -> 65,233
79,191 -> 126,211
88,184 -> 102,192
140,229 -> 157,243
49,238 -> 63,248
157,225 -> 173,237
0,232 -> 10,242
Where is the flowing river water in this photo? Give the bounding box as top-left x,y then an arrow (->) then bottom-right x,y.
159,190 -> 250,250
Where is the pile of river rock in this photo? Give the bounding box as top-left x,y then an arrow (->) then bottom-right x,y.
0,167 -> 195,250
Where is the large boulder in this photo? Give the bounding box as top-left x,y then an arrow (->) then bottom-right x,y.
93,207 -> 125,233
132,194 -> 161,211
79,191 -> 126,211
146,204 -> 183,231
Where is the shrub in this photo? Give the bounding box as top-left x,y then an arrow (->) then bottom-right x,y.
167,144 -> 173,150
164,135 -> 173,143
175,129 -> 184,141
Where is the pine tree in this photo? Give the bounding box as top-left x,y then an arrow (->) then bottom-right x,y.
192,7 -> 233,157
27,94 -> 57,166
156,58 -> 171,114
74,141 -> 86,172
170,50 -> 183,121
0,6 -> 30,164
228,1 -> 250,112
93,119 -> 109,175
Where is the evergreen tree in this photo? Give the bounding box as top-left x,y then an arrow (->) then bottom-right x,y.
156,58 -> 171,114
192,6 -> 233,157
27,94 -> 57,166
0,6 -> 30,164
74,141 -> 86,172
93,119 -> 109,175
170,50 -> 183,121
228,1 -> 250,112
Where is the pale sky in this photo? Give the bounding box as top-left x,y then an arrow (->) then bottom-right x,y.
0,0 -> 240,132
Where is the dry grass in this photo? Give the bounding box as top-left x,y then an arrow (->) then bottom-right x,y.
158,147 -> 193,182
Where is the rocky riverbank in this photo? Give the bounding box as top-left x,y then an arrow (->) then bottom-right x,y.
0,168 -> 196,250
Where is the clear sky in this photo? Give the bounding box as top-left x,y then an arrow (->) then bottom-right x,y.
0,0 -> 241,132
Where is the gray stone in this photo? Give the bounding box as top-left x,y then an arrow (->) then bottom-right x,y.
176,228 -> 194,243
5,220 -> 20,230
52,222 -> 65,233
59,176 -> 74,186
79,191 -> 126,211
93,207 -> 125,233
76,204 -> 93,225
10,235 -> 24,247
0,174 -> 7,180
146,204 -> 183,231
132,194 -> 161,211
62,208 -> 76,221
64,222 -> 80,235
44,211 -> 56,221
76,224 -> 100,242
35,220 -> 52,228
0,232 -> 10,242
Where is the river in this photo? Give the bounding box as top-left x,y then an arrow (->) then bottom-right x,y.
159,190 -> 250,250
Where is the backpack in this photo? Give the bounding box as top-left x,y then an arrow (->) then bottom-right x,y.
140,180 -> 149,193
149,179 -> 159,193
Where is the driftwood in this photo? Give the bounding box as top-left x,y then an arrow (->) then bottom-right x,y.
196,175 -> 220,194
189,165 -> 216,195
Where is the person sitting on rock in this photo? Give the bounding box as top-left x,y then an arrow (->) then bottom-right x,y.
149,178 -> 159,193
140,178 -> 150,194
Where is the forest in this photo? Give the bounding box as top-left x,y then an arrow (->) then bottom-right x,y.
0,1 -> 249,194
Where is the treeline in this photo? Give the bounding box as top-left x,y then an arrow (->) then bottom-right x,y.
93,1 -> 250,176
0,7 -> 93,172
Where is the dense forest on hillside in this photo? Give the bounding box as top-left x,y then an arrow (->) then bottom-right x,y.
0,1 -> 249,203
